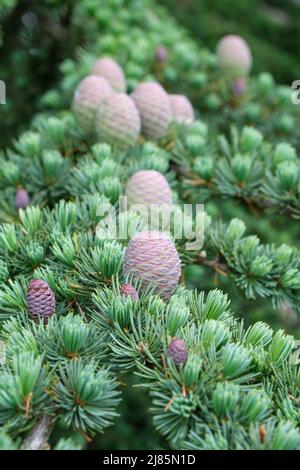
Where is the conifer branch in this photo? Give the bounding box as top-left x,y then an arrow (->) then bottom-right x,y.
22,416 -> 54,450
1,0 -> 300,452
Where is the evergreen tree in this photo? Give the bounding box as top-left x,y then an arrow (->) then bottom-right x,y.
0,0 -> 299,450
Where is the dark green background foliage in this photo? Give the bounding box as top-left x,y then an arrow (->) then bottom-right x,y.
1,0 -> 300,146
161,0 -> 300,83
0,1 -> 76,147
1,0 -> 300,451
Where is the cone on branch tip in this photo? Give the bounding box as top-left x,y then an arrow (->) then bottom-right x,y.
72,75 -> 113,134
155,45 -> 168,63
91,57 -> 126,92
95,93 -> 141,148
125,170 -> 172,208
232,78 -> 247,96
14,188 -> 30,211
216,34 -> 252,79
123,231 -> 181,300
167,338 -> 188,365
120,284 -> 139,300
131,82 -> 172,140
27,279 -> 56,323
169,94 -> 195,124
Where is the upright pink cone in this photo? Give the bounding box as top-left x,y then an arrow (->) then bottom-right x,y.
169,94 -> 195,124
15,188 -> 30,210
91,58 -> 126,92
120,284 -> 139,300
216,35 -> 252,78
131,82 -> 172,140
123,231 -> 181,300
95,93 -> 141,148
72,75 -> 113,134
126,170 -> 172,208
167,338 -> 188,365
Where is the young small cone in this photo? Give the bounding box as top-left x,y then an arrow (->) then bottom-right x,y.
232,78 -> 247,96
91,58 -> 126,92
95,93 -> 141,148
167,338 -> 188,365
155,45 -> 168,63
72,75 -> 113,134
131,82 -> 172,140
216,35 -> 252,78
27,279 -> 56,323
123,231 -> 181,300
169,94 -> 195,124
120,284 -> 139,300
14,188 -> 30,210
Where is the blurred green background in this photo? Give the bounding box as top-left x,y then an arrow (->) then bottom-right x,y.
161,0 -> 300,84
1,0 -> 300,450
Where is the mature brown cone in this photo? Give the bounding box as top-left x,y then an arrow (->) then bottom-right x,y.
27,279 -> 56,323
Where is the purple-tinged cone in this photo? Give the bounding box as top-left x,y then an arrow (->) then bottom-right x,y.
169,94 -> 195,124
167,338 -> 188,365
232,78 -> 247,96
126,170 -> 172,208
155,45 -> 168,63
15,188 -> 30,211
27,279 -> 56,324
216,35 -> 252,78
72,75 -> 113,134
120,284 -> 139,300
131,82 -> 172,140
123,231 -> 181,301
91,58 -> 126,92
95,93 -> 141,148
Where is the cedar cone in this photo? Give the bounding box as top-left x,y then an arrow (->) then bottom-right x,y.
216,35 -> 252,78
123,231 -> 181,300
27,279 -> 56,323
131,82 -> 172,140
15,188 -> 30,210
169,94 -> 195,124
91,57 -> 126,92
167,338 -> 188,365
120,284 -> 139,300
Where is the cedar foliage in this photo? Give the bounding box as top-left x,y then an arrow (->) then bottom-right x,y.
0,0 -> 299,450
